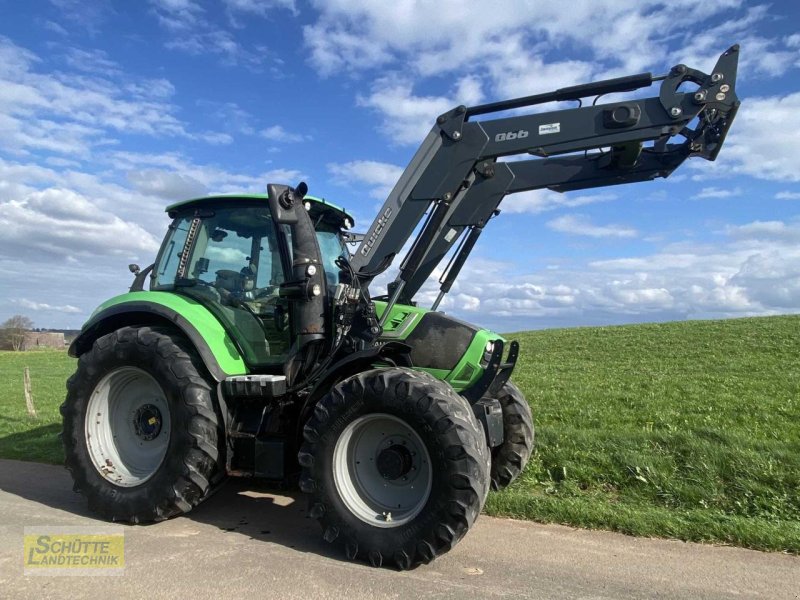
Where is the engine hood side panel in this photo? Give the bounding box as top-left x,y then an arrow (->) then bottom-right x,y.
374,301 -> 502,391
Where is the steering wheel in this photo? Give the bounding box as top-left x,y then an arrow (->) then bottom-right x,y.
186,278 -> 221,302
254,285 -> 279,301
253,286 -> 289,331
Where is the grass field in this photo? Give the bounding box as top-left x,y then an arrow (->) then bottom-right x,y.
1,315 -> 798,552
0,348 -> 73,464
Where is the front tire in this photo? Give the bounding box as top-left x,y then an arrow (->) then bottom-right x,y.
299,368 -> 490,569
61,326 -> 222,522
490,382 -> 534,491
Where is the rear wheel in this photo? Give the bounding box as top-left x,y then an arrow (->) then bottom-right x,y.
490,382 -> 534,491
61,326 -> 223,522
299,368 -> 490,569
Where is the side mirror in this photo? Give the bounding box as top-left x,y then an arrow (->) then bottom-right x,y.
129,263 -> 155,292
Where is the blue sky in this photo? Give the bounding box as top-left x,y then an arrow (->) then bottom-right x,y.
1,0 -> 799,333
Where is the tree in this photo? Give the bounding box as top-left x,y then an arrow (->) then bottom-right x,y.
0,315 -> 34,351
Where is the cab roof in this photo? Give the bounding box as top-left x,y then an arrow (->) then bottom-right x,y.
165,193 -> 355,226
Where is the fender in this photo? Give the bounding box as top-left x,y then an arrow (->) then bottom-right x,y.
69,292 -> 247,381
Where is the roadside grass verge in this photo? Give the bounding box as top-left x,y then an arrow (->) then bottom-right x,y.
1,315 -> 798,552
0,349 -> 73,464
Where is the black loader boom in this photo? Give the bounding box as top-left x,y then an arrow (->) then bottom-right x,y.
350,45 -> 740,317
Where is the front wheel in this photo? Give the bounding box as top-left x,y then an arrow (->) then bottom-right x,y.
299,368 -> 490,569
61,326 -> 223,522
490,381 -> 534,491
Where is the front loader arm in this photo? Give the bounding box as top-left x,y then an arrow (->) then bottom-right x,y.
349,45 -> 740,313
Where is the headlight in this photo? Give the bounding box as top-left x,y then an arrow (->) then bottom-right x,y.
481,340 -> 497,366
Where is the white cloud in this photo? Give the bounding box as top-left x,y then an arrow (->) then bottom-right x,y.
149,0 -> 272,68
775,191 -> 800,200
695,186 -> 742,199
305,1 -> 800,166
303,2 -> 781,85
127,170 -> 208,201
197,100 -> 256,135
503,190 -> 616,215
260,125 -> 308,143
164,29 -> 258,67
63,47 -> 121,77
17,299 -> 81,314
547,214 -> 638,238
49,0 -> 112,33
726,220 -> 800,243
0,188 -> 159,259
357,75 -> 483,145
0,35 -> 234,158
720,93 -> 800,182
199,131 -> 234,145
43,21 -> 69,36
402,217 -> 800,330
670,6 -> 800,80
108,151 -> 304,196
148,0 -> 204,31
0,151 -> 304,247
222,0 -> 297,21
328,160 -> 403,200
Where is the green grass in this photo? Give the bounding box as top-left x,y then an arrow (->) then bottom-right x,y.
1,315 -> 798,552
0,349 -> 74,464
486,315 -> 800,553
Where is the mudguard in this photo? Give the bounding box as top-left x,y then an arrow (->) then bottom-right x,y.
69,292 -> 247,381
296,341 -> 414,440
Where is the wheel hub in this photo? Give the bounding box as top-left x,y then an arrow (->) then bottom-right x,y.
376,444 -> 413,480
332,413 -> 433,528
84,367 -> 171,487
133,404 -> 163,441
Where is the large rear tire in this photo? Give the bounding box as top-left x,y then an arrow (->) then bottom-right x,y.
299,368 -> 490,569
61,326 -> 223,522
490,381 -> 534,491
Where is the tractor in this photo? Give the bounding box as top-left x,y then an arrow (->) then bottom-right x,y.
62,46 -> 740,569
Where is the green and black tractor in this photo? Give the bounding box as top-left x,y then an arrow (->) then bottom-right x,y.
62,46 -> 740,568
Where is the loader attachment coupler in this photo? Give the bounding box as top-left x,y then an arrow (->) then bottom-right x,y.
349,45 -> 741,312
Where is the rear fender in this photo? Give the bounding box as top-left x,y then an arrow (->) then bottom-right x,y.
69,293 -> 247,381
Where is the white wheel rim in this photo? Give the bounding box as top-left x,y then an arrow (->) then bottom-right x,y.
332,413 -> 432,528
85,367 -> 171,487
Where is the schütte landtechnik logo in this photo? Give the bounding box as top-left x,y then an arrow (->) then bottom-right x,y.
24,526 -> 125,576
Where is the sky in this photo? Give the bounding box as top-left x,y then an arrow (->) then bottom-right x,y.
0,0 -> 799,334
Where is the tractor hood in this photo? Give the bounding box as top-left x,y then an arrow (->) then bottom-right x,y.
374,301 -> 502,392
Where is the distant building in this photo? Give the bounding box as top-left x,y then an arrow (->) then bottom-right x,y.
21,331 -> 66,351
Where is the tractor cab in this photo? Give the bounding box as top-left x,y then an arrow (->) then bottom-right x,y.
149,194 -> 353,369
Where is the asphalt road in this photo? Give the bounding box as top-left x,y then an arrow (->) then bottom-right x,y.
0,459 -> 797,599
